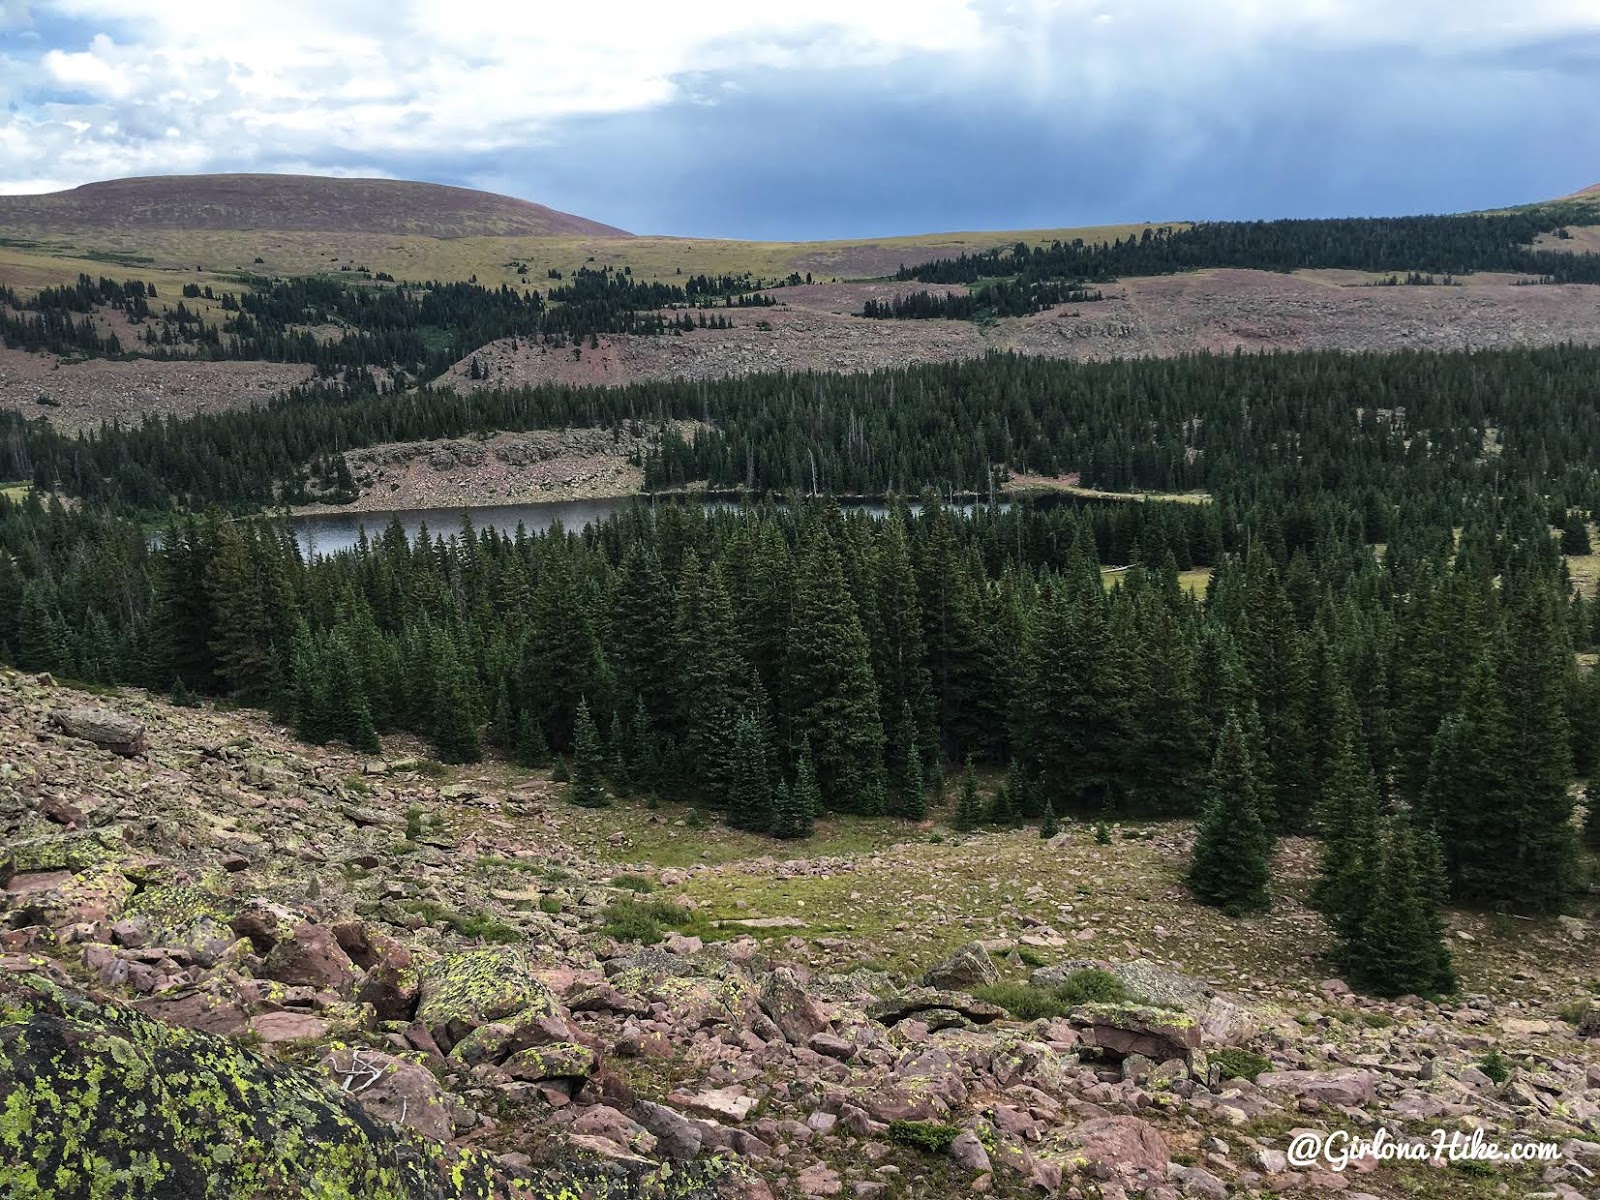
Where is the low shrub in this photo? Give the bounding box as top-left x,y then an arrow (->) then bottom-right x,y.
887,1119 -> 963,1155
1209,1047 -> 1270,1082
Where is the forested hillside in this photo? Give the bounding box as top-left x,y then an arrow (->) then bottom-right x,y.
3,342 -> 1599,992
0,268 -> 755,380
890,204 -> 1600,321
9,346 -> 1600,513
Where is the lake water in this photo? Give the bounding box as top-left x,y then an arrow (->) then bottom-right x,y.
293,497 -> 646,557
289,494 -> 1020,558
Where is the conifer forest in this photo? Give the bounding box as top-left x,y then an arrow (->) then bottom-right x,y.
4,338 -> 1600,997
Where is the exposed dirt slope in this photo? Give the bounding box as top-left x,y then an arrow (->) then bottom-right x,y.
0,174 -> 631,239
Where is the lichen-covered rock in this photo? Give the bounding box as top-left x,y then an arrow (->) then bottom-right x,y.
0,975 -> 771,1200
262,921 -> 361,990
321,1047 -> 457,1141
921,941 -> 1000,991
867,987 -> 1004,1027
49,706 -> 147,755
416,947 -> 552,1052
1070,1002 -> 1201,1065
123,885 -> 239,962
757,967 -> 830,1045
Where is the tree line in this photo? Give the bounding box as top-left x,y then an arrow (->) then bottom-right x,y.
901,203 -> 1600,287
11,346 -> 1600,522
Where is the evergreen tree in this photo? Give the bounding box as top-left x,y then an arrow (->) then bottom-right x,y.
890,700 -> 927,819
204,523 -> 271,699
773,741 -> 820,839
1237,550 -> 1314,829
1349,818 -> 1456,998
1311,696 -> 1381,945
1561,510 -> 1592,556
727,710 -> 774,832
1188,716 -> 1273,913
514,709 -> 549,768
431,634 -> 482,764
954,757 -> 983,831
1582,782 -> 1600,849
609,711 -> 632,796
785,536 -> 887,813
568,698 -> 609,808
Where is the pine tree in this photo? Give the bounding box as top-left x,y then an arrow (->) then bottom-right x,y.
1348,818 -> 1456,998
1013,567 -> 1130,813
609,711 -> 632,796
1128,597 -> 1206,814
987,782 -> 1015,826
773,742 -> 820,839
204,523 -> 271,699
514,709 -> 549,768
431,634 -> 482,764
1237,549 -> 1314,829
1436,588 -> 1577,912
890,700 -> 927,819
568,698 -> 609,808
727,710 -> 774,832
1311,695 -> 1381,945
1582,782 -> 1600,848
1188,716 -> 1273,914
1561,510 -> 1592,556
784,536 -> 887,813
954,757 -> 983,831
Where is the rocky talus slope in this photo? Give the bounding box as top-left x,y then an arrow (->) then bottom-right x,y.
2,667 -> 1598,1199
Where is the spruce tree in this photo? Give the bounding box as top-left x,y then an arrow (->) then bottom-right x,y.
204,523 -> 271,699
514,709 -> 549,768
1581,782 -> 1600,849
609,711 -> 632,796
954,757 -> 983,831
1311,695 -> 1381,944
727,710 -> 774,832
430,631 -> 482,765
1188,716 -> 1273,914
1349,818 -> 1456,998
568,698 -> 609,808
890,700 -> 927,819
1237,549 -> 1314,829
784,536 -> 887,813
775,742 -> 820,839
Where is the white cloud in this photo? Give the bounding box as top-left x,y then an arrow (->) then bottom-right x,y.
3,0 -> 1598,195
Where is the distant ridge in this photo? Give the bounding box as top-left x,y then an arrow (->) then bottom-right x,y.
0,174 -> 631,239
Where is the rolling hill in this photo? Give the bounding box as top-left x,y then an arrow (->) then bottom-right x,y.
0,173 -> 631,240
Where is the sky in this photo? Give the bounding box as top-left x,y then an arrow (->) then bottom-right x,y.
2,0 -> 1599,240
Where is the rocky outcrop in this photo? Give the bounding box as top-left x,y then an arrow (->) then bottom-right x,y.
0,975 -> 758,1199
49,706 -> 148,755
920,941 -> 999,991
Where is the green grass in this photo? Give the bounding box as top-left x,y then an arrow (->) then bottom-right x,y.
601,897 -> 708,945
0,482 -> 31,503
399,899 -> 521,944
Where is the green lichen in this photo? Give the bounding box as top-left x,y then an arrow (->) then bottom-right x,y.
0,974 -> 759,1200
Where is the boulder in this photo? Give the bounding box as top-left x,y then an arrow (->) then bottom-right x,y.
321,1047 -> 455,1141
49,707 -> 147,756
262,921 -> 361,991
1071,1002 -> 1202,1065
867,987 -> 1004,1027
921,941 -> 1000,991
758,967 -> 831,1045
1063,1116 -> 1171,1190
416,947 -> 552,1052
0,974 -> 768,1199
1256,1068 -> 1377,1107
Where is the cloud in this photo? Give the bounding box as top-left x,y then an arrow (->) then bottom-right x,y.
2,2 -> 1599,229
